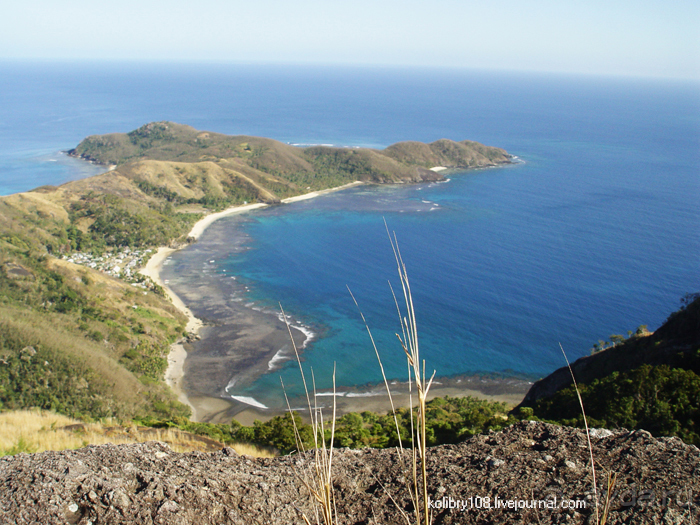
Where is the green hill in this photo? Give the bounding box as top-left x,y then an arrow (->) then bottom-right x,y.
517,294 -> 700,444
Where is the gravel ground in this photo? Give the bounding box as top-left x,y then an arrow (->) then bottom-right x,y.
1,421 -> 698,524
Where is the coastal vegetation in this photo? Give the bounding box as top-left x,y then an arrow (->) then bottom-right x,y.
0,395 -> 515,458
518,294 -> 700,445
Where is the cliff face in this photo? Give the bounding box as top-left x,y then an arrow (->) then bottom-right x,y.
2,421 -> 698,525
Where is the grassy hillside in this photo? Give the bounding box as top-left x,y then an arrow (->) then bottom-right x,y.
0,122 -> 511,423
0,409 -> 275,457
0,250 -> 190,420
517,294 -> 700,444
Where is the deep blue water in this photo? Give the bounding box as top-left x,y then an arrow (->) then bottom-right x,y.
1,61 -> 698,407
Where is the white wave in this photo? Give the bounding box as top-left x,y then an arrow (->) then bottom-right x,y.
267,347 -> 291,370
229,395 -> 269,409
315,392 -> 347,397
275,312 -> 316,348
346,391 -> 382,398
292,323 -> 315,348
314,390 -> 383,398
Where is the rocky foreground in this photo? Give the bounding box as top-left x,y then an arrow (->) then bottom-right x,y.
2,421 -> 698,524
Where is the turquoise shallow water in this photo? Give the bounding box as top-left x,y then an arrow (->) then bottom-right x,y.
0,62 -> 698,408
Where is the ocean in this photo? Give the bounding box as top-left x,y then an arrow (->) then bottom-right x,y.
1,61 -> 698,408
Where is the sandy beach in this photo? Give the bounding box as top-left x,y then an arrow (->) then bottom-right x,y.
280,181 -> 363,203
187,202 -> 268,240
139,202 -> 270,418
144,182 -> 531,425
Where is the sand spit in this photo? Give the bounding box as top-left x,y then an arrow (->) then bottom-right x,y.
280,180 -> 363,203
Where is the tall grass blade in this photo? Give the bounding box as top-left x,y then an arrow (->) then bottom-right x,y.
559,342 -> 599,525
385,221 -> 433,525
281,303 -> 336,525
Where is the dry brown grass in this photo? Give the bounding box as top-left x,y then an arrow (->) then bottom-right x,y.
0,409 -> 276,457
0,305 -> 147,410
2,191 -> 71,223
281,303 -> 337,525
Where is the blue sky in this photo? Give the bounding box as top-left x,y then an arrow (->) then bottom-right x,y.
2,0 -> 699,79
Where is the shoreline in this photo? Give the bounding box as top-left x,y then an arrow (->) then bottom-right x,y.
139,205 -> 269,419
233,373 -> 532,426
280,180 -> 364,203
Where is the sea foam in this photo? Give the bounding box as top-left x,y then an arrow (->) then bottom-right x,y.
229,395 -> 269,409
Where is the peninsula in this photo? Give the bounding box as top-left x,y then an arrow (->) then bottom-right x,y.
0,122 -> 513,424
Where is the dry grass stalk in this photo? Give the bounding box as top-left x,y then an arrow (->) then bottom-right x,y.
559,342 -> 613,525
600,470 -> 618,525
349,223 -> 434,525
281,304 -> 337,525
386,226 -> 435,525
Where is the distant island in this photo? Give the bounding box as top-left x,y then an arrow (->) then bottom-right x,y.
0,122 -> 513,423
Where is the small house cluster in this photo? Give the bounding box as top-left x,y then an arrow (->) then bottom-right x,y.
61,248 -> 157,290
